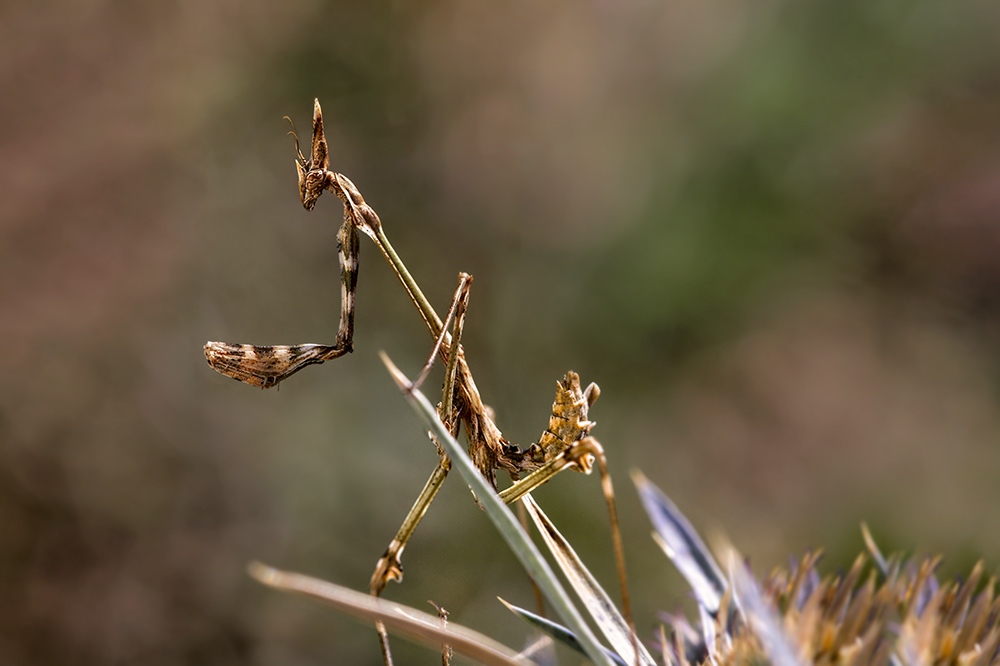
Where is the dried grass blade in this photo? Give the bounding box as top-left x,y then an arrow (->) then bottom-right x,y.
248,562 -> 534,666
521,496 -> 655,666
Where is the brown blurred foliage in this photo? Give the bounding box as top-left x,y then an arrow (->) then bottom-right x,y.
3,1 -> 1000,664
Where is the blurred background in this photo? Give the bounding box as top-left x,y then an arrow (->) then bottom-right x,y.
4,1 -> 1000,663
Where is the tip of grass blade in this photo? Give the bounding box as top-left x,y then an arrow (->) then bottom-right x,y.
379,350 -> 412,392
247,561 -> 281,586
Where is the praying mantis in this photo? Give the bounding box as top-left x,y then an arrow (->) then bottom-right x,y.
204,100 -> 633,666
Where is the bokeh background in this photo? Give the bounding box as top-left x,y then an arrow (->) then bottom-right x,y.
4,1 -> 1000,664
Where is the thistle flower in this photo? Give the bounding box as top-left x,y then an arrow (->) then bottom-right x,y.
635,473 -> 998,666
